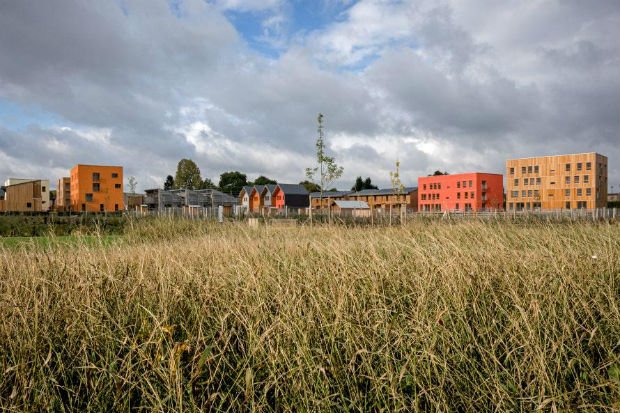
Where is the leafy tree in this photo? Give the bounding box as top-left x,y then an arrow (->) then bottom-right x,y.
305,113 -> 344,204
352,176 -> 378,191
431,170 -> 449,176
174,159 -> 203,190
127,176 -> 137,193
253,175 -> 277,185
219,171 -> 248,195
300,180 -> 321,193
201,178 -> 218,190
164,175 -> 175,190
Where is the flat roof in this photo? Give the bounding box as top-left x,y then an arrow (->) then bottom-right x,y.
419,172 -> 503,178
71,164 -> 124,168
506,152 -> 606,161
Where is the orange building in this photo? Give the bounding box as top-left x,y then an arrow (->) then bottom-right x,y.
70,164 -> 123,212
418,173 -> 504,212
506,152 -> 607,210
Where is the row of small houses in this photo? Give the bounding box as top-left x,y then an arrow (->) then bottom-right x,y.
239,183 -> 418,215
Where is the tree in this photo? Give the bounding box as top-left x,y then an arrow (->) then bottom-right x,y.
253,175 -> 277,185
174,159 -> 203,190
219,171 -> 248,195
201,178 -> 218,190
164,175 -> 175,190
127,176 -> 137,193
351,176 -> 378,191
305,113 -> 344,205
431,170 -> 449,176
389,160 -> 405,225
299,180 -> 321,193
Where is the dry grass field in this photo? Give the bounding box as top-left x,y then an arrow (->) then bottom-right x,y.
0,219 -> 619,412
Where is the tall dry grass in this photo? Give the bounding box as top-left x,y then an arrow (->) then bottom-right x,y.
0,220 -> 619,411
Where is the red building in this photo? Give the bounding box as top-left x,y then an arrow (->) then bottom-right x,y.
418,173 -> 503,212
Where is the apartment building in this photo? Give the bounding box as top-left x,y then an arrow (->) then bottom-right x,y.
505,152 -> 608,210
418,173 -> 503,212
1,180 -> 47,212
56,177 -> 71,211
70,164 -> 123,212
4,178 -> 50,211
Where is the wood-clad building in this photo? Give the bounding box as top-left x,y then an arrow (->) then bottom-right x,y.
1,180 -> 45,212
56,177 -> 71,211
310,191 -> 353,210
70,164 -> 124,212
506,152 -> 608,210
348,187 -> 418,212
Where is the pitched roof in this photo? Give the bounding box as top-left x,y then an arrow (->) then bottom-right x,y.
276,183 -> 309,195
334,200 -> 369,209
240,186 -> 254,196
352,186 -> 417,196
266,184 -> 277,193
252,185 -> 265,194
309,190 -> 352,198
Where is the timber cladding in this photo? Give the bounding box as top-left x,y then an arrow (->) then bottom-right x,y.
2,180 -> 44,212
506,152 -> 608,210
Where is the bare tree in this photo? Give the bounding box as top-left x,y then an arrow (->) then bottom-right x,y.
127,176 -> 137,194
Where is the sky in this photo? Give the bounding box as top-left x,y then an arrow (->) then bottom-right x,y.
0,0 -> 619,192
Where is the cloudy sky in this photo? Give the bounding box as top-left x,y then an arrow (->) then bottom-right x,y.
1,0 -> 619,192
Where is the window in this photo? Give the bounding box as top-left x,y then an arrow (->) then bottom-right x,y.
512,191 -> 519,198
100,204 -> 104,212
522,190 -> 526,197
583,175 -> 589,184
465,192 -> 468,199
455,203 -> 459,210
86,193 -> 93,202
42,186 -> 46,192
115,184 -> 121,189
115,204 -> 119,211
565,176 -> 570,185
457,181 -> 460,188
586,188 -> 591,196
521,166 -> 526,174
566,201 -> 571,209
112,173 -> 119,178
565,163 -> 570,172
457,192 -> 461,199
26,202 -> 32,208
536,177 -> 541,185
421,194 -> 426,200
509,167 -> 514,175
574,176 -> 579,184
528,190 -> 532,197
534,190 -> 540,197
586,162 -> 591,170
565,189 -> 570,197
527,166 -> 533,174
577,188 -> 582,196
534,165 -> 539,173
93,183 -> 100,192
524,179 -> 529,186
469,180 -> 473,188
514,179 -> 519,186
577,163 -> 582,171
462,181 -> 466,188
438,183 -> 441,190
92,172 -> 100,181
81,204 -> 86,212
471,192 -> 474,198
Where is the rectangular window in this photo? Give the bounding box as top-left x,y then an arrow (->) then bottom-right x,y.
586,188 -> 591,196
112,172 -> 119,178
455,203 -> 459,210
92,172 -> 100,181
462,181 -> 466,188
574,176 -> 579,184
42,186 -> 46,192
527,166 -> 533,173
469,180 -> 473,188
583,175 -> 589,183
509,167 -> 514,175
565,163 -> 570,172
565,176 -> 570,185
577,188 -> 582,196
524,179 -> 528,186
115,204 -> 119,212
565,189 -> 570,197
464,192 -> 468,199
457,181 -> 460,188
471,192 -> 474,198
522,190 -> 526,197
586,162 -> 591,170
86,193 -> 93,202
534,165 -> 539,173
536,177 -> 541,185
521,166 -> 526,174
26,202 -> 32,208
529,178 -> 534,185
93,183 -> 100,192
534,190 -> 539,197
457,192 -> 461,199
577,163 -> 582,171
100,204 -> 104,212
528,190 -> 532,197
423,184 -> 426,190
115,184 -> 121,189
514,179 -> 519,186
566,201 -> 571,209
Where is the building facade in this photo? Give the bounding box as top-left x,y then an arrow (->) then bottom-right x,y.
349,187 -> 418,211
271,184 -> 309,209
70,164 -> 124,212
418,173 -> 503,212
505,152 -> 608,210
56,177 -> 71,211
4,178 -> 50,211
1,180 -> 46,212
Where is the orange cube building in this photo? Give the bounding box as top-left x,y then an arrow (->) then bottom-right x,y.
70,164 -> 123,212
418,172 -> 504,212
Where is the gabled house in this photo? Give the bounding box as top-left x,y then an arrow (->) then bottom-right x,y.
261,184 -> 277,208
250,185 -> 265,212
239,186 -> 253,209
271,183 -> 309,209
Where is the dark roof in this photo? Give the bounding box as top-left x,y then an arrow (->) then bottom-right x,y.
266,184 -> 277,193
276,183 -> 309,195
252,185 -> 265,194
352,186 -> 417,196
309,190 -> 352,198
334,200 -> 370,209
240,186 -> 254,196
